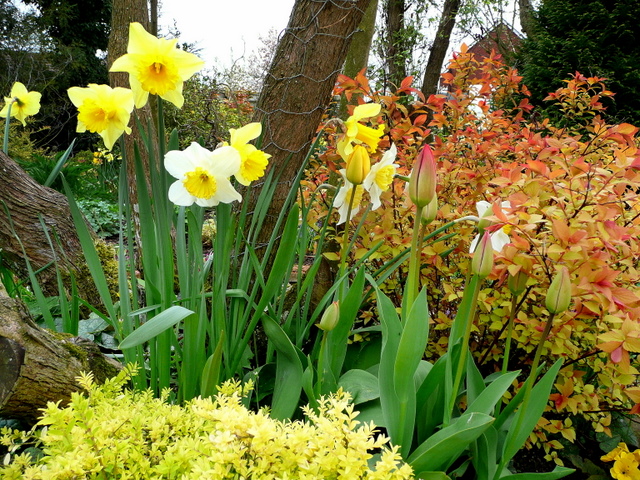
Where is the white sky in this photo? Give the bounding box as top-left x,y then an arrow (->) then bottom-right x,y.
159,0 -> 296,69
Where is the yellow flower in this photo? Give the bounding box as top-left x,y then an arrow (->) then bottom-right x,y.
228,122 -> 271,186
345,144 -> 370,185
164,142 -> 241,207
68,84 -> 134,151
611,452 -> 640,480
337,103 -> 385,158
0,82 -> 41,126
362,143 -> 398,209
110,22 -> 205,109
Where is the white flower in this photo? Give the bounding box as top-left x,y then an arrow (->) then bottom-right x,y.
362,143 -> 398,210
334,169 -> 364,225
469,200 -> 511,253
164,142 -> 242,207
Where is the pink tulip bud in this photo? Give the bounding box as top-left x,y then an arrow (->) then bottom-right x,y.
546,267 -> 572,314
409,145 -> 437,208
471,231 -> 494,278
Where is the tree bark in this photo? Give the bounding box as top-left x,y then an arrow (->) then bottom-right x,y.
0,151 -> 105,306
518,0 -> 537,39
420,0 -> 461,99
383,0 -> 407,89
249,0 -> 371,257
0,284 -> 121,424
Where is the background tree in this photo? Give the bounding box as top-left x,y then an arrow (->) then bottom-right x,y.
519,0 -> 640,124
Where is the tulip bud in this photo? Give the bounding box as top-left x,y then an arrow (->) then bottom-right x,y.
421,196 -> 438,225
345,145 -> 371,185
508,270 -> 529,296
409,145 -> 437,208
318,301 -> 340,331
545,267 -> 572,314
471,231 -> 494,278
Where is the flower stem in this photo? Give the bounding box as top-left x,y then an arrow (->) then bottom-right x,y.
337,186 -> 358,298
3,102 -> 13,154
403,205 -> 424,319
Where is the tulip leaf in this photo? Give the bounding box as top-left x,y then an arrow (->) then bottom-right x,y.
466,370 -> 520,416
338,369 -> 380,404
408,412 -> 494,473
499,466 -> 575,480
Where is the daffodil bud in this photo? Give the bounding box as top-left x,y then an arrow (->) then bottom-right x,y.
546,267 -> 572,314
421,196 -> 438,225
508,270 -> 528,296
409,145 -> 437,208
471,231 -> 494,278
318,301 -> 340,331
345,145 -> 371,185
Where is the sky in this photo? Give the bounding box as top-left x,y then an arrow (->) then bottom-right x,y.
159,0 -> 296,69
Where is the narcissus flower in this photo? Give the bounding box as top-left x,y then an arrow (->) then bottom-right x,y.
68,84 -> 134,151
337,103 -> 385,158
0,82 -> 41,126
227,122 -> 271,186
164,142 -> 242,207
363,143 -> 398,209
110,22 -> 205,109
470,200 -> 511,253
334,170 -> 364,225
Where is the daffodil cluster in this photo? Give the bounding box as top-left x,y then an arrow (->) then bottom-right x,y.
333,104 -> 398,224
0,366 -> 414,480
66,22 -> 204,151
601,443 -> 640,480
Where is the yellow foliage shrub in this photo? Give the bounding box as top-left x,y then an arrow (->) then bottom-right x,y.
0,366 -> 413,480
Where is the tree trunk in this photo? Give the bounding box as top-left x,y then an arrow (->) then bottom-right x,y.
518,0 -> 537,39
383,0 -> 407,89
420,0 -> 461,99
0,284 -> 121,424
249,0 -> 371,258
0,151 -> 105,307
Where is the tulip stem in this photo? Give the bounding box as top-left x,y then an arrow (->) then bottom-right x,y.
3,102 -> 12,154
337,185 -> 358,298
403,205 -> 424,320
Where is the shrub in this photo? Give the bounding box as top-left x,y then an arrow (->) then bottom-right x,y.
0,366 -> 414,479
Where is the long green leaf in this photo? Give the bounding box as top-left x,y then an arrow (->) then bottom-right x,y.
119,306 -> 194,349
44,139 -> 76,187
262,315 -> 303,420
201,331 -> 226,398
500,360 -> 563,468
338,369 -> 380,404
466,371 -> 520,416
499,467 -> 575,480
408,412 -> 495,473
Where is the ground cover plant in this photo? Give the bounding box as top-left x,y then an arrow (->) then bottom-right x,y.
0,22 -> 638,480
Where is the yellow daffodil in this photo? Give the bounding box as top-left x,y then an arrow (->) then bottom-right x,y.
337,103 -> 385,159
164,142 -> 242,207
68,84 -> 134,151
334,169 -> 364,225
0,82 -> 41,126
227,122 -> 271,185
110,22 -> 205,109
362,143 -> 398,209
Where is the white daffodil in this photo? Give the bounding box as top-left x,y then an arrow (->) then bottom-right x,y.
469,200 -> 511,253
334,169 -> 364,225
164,142 -> 242,207
362,143 -> 398,210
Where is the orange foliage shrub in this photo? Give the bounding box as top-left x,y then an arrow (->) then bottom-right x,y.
303,45 -> 640,462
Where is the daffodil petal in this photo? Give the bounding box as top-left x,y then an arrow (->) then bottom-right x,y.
168,181 -> 196,206
491,229 -> 511,252
230,122 -> 262,146
353,103 -> 381,120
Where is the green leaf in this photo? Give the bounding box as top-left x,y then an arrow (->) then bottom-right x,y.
466,370 -> 520,416
262,316 -> 303,420
119,306 -> 194,349
499,466 -> 575,480
394,288 -> 430,403
44,139 -> 76,187
500,360 -> 563,466
414,472 -> 451,480
408,412 -> 495,473
338,369 -> 380,404
201,331 -> 225,398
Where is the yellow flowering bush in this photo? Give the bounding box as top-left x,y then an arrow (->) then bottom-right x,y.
0,366 -> 414,480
